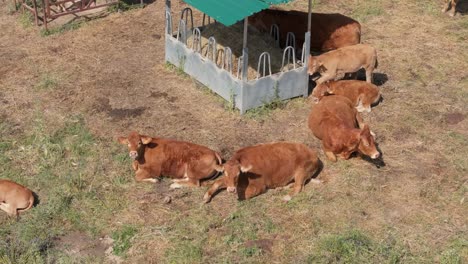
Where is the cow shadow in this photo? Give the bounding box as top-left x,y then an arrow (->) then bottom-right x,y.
360,143 -> 386,168
32,191 -> 41,207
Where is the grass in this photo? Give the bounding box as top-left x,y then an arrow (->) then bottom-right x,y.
308,229 -> 407,263
18,11 -> 33,28
35,73 -> 59,90
350,0 -> 385,22
0,113 -> 133,262
40,20 -> 83,37
111,225 -> 138,257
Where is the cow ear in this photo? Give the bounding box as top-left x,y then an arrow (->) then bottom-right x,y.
360,124 -> 370,136
240,164 -> 253,172
140,136 -> 152,145
118,137 -> 128,144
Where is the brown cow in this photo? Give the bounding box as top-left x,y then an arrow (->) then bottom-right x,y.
308,96 -> 380,162
118,131 -> 223,188
311,80 -> 381,112
203,142 -> 320,203
308,44 -> 378,84
0,179 -> 34,218
443,0 -> 459,16
249,9 -> 361,52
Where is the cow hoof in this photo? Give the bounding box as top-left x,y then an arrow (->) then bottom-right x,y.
310,179 -> 322,184
170,183 -> 183,189
282,195 -> 292,202
203,193 -> 212,204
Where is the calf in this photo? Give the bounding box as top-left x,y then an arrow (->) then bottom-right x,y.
308,44 -> 378,84
0,179 -> 34,218
118,131 -> 223,188
308,96 -> 380,162
311,80 -> 381,112
203,142 -> 320,203
249,9 -> 361,52
443,0 -> 459,16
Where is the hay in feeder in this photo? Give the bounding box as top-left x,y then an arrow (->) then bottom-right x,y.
186,22 -> 298,80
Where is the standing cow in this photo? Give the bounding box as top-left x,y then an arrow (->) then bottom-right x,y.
203,142 -> 321,202
118,131 -> 223,188
308,44 -> 378,84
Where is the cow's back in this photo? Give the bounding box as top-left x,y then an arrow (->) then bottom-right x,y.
250,9 -> 360,51
235,142 -> 315,187
142,139 -> 216,178
308,96 -> 357,140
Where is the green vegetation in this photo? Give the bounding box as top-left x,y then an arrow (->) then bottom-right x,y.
0,114 -> 132,262
40,21 -> 83,37
308,230 -> 407,263
112,225 -> 138,257
35,74 -> 59,90
18,11 -> 33,28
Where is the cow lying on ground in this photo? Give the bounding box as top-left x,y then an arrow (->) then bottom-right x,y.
443,0 -> 459,16
118,131 -> 223,188
308,96 -> 380,162
203,142 -> 320,203
249,9 -> 361,52
0,179 -> 34,218
311,80 -> 381,112
308,44 -> 378,84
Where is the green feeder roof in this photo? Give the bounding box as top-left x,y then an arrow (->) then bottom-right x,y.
183,0 -> 295,26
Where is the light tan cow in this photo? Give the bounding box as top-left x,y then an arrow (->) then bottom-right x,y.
311,80 -> 381,112
308,44 -> 378,84
0,179 -> 35,218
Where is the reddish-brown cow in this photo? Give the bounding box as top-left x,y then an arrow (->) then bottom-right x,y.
203,142 -> 320,203
118,131 -> 223,188
308,96 -> 380,162
311,80 -> 381,112
0,179 -> 34,218
249,9 -> 361,52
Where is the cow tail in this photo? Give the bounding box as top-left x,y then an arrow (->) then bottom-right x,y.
18,195 -> 34,212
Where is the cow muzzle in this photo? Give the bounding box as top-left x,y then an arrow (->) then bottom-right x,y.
227,187 -> 236,193
129,151 -> 138,160
371,152 -> 380,159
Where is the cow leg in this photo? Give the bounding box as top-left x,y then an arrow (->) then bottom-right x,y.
355,111 -> 366,129
0,203 -> 17,218
170,177 -> 200,189
0,203 -> 9,215
315,74 -> 334,85
135,169 -> 157,183
365,68 -> 373,83
325,150 -> 337,162
244,184 -> 265,200
443,0 -> 451,12
203,178 -> 226,203
283,168 -> 310,201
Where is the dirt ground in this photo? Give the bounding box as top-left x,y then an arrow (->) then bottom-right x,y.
0,0 -> 467,263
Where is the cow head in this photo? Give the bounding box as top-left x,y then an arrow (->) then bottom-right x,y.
357,125 -> 380,159
311,82 -> 330,103
118,131 -> 152,160
307,56 -> 323,75
223,160 -> 252,194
